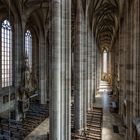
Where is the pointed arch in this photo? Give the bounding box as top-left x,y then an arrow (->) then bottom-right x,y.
1,19 -> 13,87
25,29 -> 32,70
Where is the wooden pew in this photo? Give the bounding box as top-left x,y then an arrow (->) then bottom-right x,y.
72,106 -> 103,140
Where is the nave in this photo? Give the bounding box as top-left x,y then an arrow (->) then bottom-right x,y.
24,89 -> 125,140
0,0 -> 140,140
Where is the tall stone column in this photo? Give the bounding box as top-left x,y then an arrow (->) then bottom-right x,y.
90,32 -> 94,108
14,21 -> 22,87
134,2 -> 140,140
97,47 -> 100,89
83,16 -> 88,128
39,35 -> 47,104
118,21 -> 125,115
87,30 -> 92,110
108,50 -> 111,74
134,0 -> 140,118
91,40 -> 96,104
100,52 -> 103,78
107,50 -> 109,74
99,53 -> 103,82
74,1 -> 84,133
50,0 -> 71,140
14,20 -> 23,121
94,42 -> 98,93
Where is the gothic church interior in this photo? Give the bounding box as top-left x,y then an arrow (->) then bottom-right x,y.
0,0 -> 139,140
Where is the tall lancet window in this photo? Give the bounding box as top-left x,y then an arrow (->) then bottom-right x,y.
103,49 -> 108,73
25,30 -> 32,71
1,20 -> 13,87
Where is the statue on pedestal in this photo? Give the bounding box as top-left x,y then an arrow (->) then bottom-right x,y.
24,53 -> 32,91
24,51 -> 38,92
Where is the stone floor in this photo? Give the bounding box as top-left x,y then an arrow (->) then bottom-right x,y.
24,118 -> 49,140
25,84 -> 125,140
94,91 -> 125,140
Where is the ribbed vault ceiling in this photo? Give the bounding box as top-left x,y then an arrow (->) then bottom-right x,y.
86,0 -> 124,50
0,0 -> 49,32
0,0 -> 124,50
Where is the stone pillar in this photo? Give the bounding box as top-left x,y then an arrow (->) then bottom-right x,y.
107,50 -> 109,74
90,33 -> 95,107
14,21 -> 22,87
48,31 -> 52,106
118,16 -> 126,116
87,30 -> 92,110
45,35 -> 49,102
94,43 -> 97,95
39,36 -> 47,104
108,50 -> 111,74
100,52 -> 103,78
83,16 -> 88,128
91,40 -> 96,104
50,0 -> 71,140
132,0 -> 140,139
100,52 -> 103,81
97,47 -> 100,89
134,0 -> 140,118
74,1 -> 84,133
14,20 -> 23,121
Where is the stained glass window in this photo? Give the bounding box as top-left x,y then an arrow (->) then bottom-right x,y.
1,20 -> 12,87
25,30 -> 32,70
